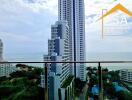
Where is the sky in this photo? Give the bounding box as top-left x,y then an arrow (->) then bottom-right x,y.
0,0 -> 132,61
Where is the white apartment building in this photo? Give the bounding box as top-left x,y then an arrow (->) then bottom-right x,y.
45,21 -> 71,84
120,69 -> 132,83
44,21 -> 74,100
0,62 -> 16,77
58,0 -> 86,81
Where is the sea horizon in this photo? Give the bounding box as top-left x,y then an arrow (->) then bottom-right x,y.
4,52 -> 132,70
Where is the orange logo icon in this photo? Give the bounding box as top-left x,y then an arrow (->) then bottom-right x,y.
98,3 -> 132,38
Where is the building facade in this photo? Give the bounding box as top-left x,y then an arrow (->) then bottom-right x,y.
0,39 -> 3,61
0,39 -> 16,77
120,69 -> 132,83
44,21 -> 74,100
0,62 -> 16,77
58,0 -> 86,80
45,21 -> 71,84
44,0 -> 86,99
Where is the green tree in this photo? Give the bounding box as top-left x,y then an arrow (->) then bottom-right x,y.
105,83 -> 116,98
108,71 -> 120,81
102,68 -> 108,72
116,91 -> 132,100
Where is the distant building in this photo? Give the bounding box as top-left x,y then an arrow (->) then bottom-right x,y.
44,0 -> 86,99
0,62 -> 16,77
0,39 -> 16,77
44,21 -> 74,100
40,74 -> 45,88
0,39 -> 3,61
120,69 -> 132,83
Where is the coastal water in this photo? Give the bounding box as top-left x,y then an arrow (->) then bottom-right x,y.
5,52 -> 132,70
87,52 -> 132,70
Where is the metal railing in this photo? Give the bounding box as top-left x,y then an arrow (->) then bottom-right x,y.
1,61 -> 132,100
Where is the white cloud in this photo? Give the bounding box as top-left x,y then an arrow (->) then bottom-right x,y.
0,32 -> 31,42
0,0 -> 58,14
85,0 -> 132,36
85,0 -> 132,22
85,0 -> 132,53
0,0 -> 132,57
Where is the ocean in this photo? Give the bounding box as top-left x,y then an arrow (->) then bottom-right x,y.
4,52 -> 132,70
87,52 -> 132,70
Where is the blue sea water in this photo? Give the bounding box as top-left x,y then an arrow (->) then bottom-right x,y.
4,52 -> 132,70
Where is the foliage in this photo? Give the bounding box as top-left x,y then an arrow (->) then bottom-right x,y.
116,90 -> 132,100
93,67 -> 97,71
10,68 -> 42,80
86,66 -> 124,100
108,71 -> 120,81
61,76 -> 74,88
85,90 -> 93,100
105,83 -> 116,98
74,78 -> 86,97
102,68 -> 108,72
0,67 -> 44,100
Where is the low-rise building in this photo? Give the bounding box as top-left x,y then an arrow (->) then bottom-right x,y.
120,69 -> 132,83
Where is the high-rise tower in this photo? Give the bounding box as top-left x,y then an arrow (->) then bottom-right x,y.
0,39 -> 3,61
0,39 -> 16,77
44,21 -> 74,100
58,0 -> 86,80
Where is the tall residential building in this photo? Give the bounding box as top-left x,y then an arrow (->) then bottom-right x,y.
0,39 -> 3,61
44,21 -> 74,100
58,0 -> 86,80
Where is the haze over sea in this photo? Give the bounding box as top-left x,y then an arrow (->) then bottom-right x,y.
5,52 -> 132,71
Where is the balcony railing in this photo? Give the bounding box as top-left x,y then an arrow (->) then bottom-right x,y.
0,61 -> 132,100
